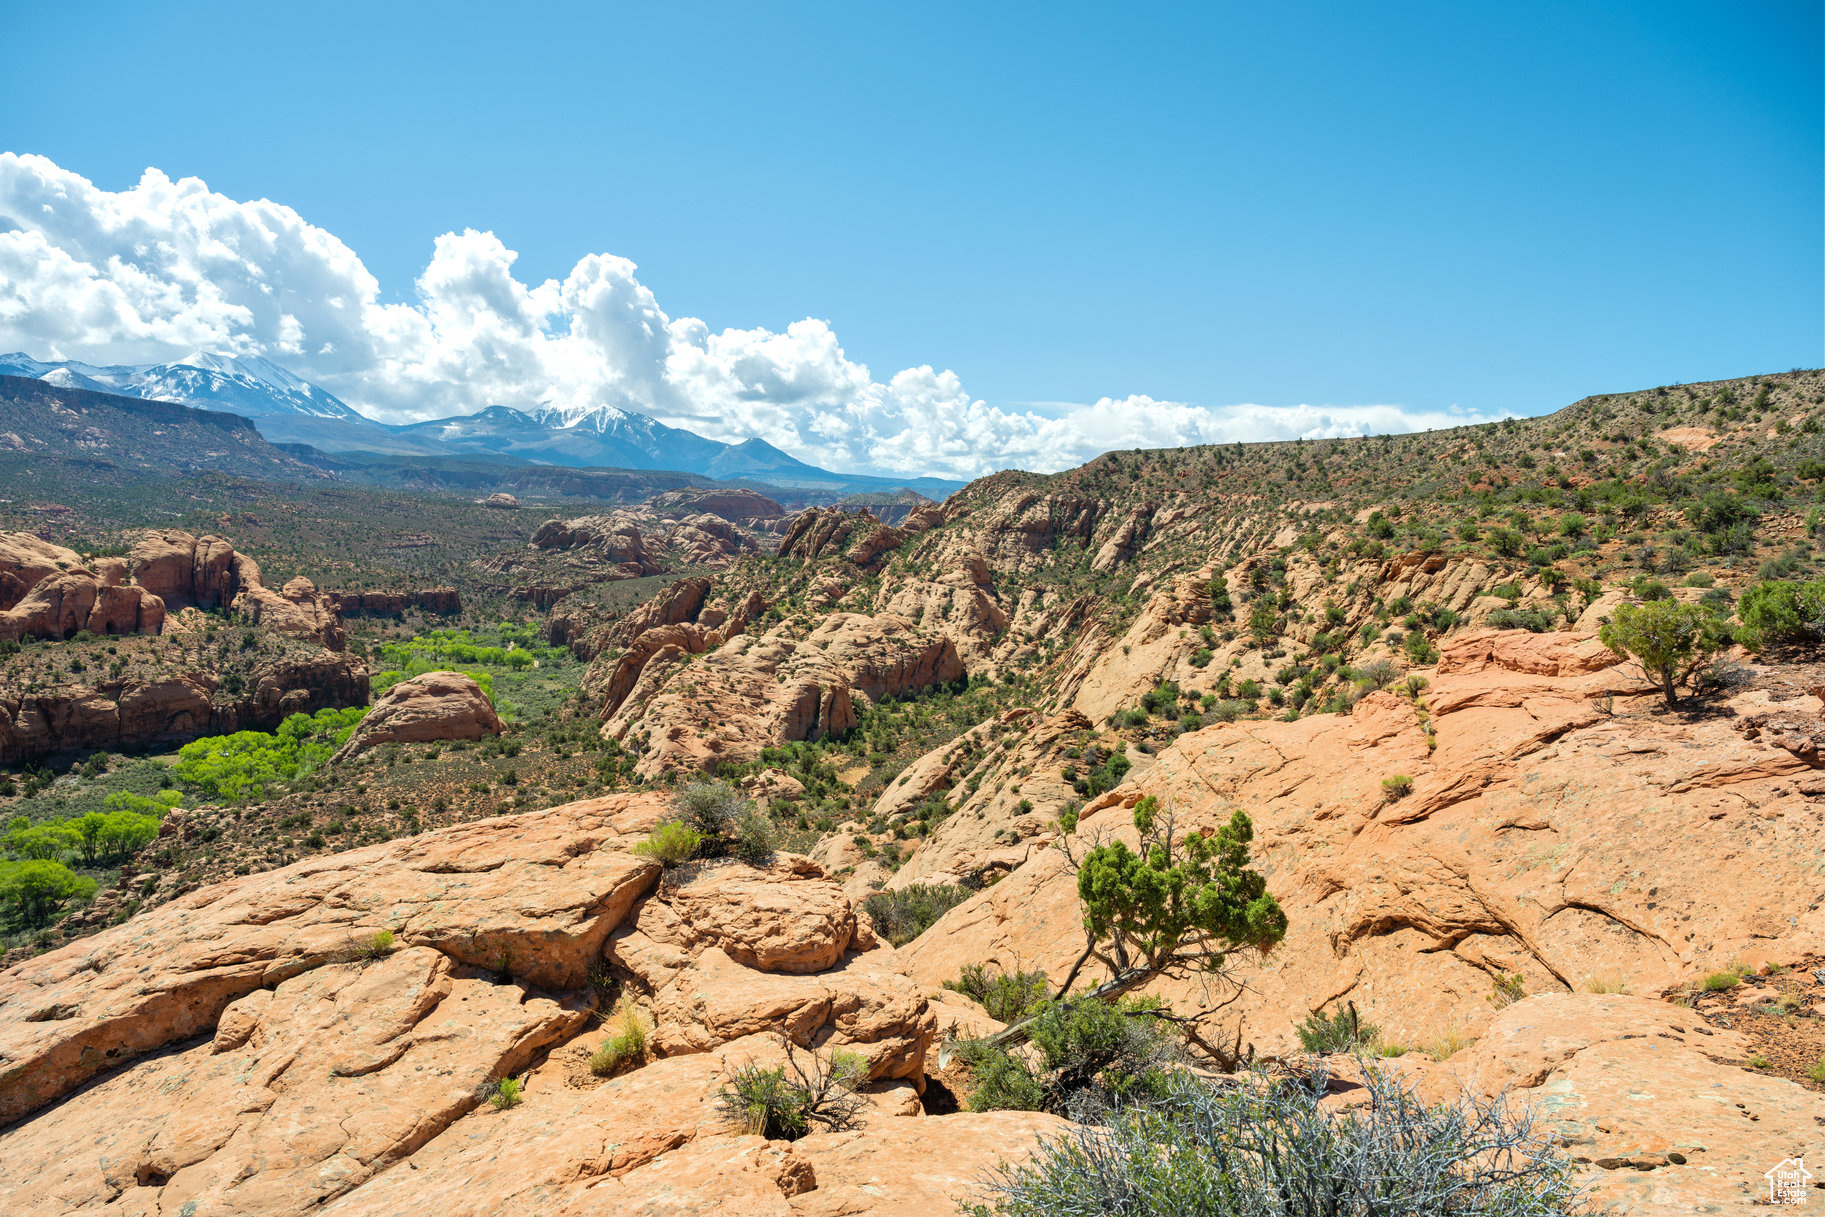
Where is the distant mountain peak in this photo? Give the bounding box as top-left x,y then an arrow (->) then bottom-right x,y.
0,350 -> 366,422
0,349 -> 966,497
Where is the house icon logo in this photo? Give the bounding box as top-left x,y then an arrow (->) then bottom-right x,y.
1768,1157 -> 1812,1205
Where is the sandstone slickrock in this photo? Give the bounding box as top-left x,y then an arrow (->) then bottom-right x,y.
331,669 -> 502,760
605,855 -> 932,1077
0,795 -> 662,1125
814,708 -> 1096,896
1432,993 -> 1825,1212
0,793 -> 1052,1217
0,947 -> 592,1215
902,630 -> 1825,1057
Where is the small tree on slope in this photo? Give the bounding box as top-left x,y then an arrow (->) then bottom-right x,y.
1599,598 -> 1733,706
980,796 -> 1285,1056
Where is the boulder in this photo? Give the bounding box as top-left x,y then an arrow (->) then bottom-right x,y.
332,670 -> 502,760
605,855 -> 934,1077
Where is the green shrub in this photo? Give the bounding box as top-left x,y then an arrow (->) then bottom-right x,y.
1380,775 -> 1414,800
1600,598 -> 1736,705
1485,526 -> 1525,557
967,1064 -> 1583,1217
1701,970 -> 1740,992
1485,607 -> 1553,633
1486,972 -> 1525,1008
862,883 -> 972,946
717,1046 -> 867,1139
1296,1004 -> 1379,1053
730,805 -> 779,863
486,1076 -> 523,1110
589,1001 -> 650,1077
632,820 -> 703,867
664,780 -> 777,862
944,963 -> 1050,1023
1739,578 -> 1825,644
356,929 -> 396,960
1402,632 -> 1439,664
955,1038 -> 1051,1112
959,996 -> 1177,1115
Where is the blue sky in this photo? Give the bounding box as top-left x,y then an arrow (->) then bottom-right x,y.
0,1 -> 1818,477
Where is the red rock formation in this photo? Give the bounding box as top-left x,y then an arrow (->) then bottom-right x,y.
598,609 -> 965,777
0,649 -> 369,762
529,512 -> 663,576
128,530 -> 249,609
331,670 -> 502,760
0,568 -> 165,642
646,486 -> 785,521
606,575 -> 713,645
0,533 -> 81,610
233,570 -> 345,650
326,587 -> 461,616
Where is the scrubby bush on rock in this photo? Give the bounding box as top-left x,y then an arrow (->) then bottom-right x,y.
1295,1003 -> 1379,1053
955,995 -> 1178,1116
966,1062 -> 1584,1217
945,963 -> 1051,1023
862,882 -> 972,946
589,1000 -> 650,1077
716,1043 -> 867,1140
632,780 -> 779,866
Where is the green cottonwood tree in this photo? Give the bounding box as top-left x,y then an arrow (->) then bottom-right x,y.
0,860 -> 96,927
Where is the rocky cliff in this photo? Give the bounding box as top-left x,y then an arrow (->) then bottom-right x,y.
0,645 -> 369,762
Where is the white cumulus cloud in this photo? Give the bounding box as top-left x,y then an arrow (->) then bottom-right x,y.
0,153 -> 1498,479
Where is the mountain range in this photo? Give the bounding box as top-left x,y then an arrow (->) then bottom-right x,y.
0,352 -> 962,498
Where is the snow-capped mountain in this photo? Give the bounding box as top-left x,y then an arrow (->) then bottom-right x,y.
0,351 -> 963,495
388,403 -> 729,472
0,351 -> 366,421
